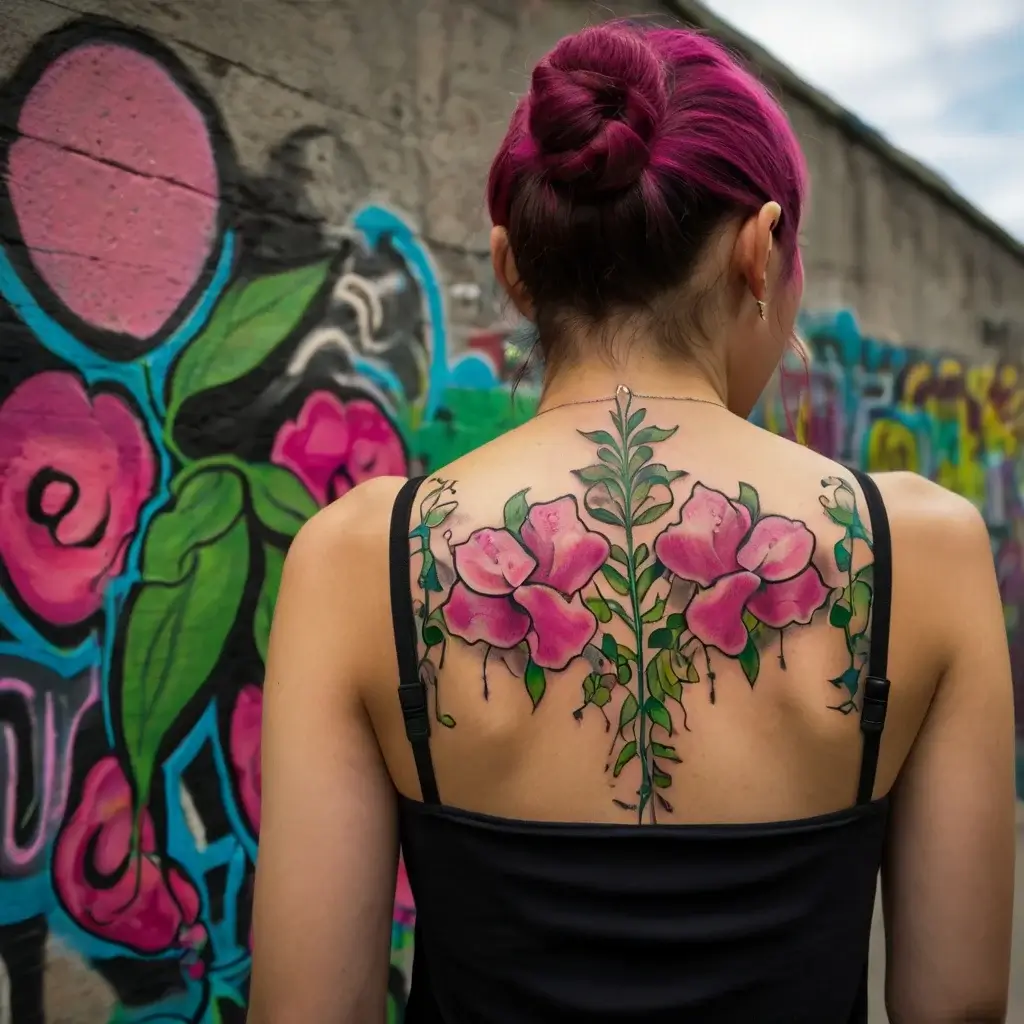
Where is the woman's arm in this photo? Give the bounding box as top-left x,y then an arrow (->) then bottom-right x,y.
882,478 -> 1016,1023
247,481 -> 402,1024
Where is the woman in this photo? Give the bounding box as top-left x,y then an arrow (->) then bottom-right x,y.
247,23 -> 1016,1024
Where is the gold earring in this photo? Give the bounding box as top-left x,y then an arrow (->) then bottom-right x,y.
756,299 -> 767,321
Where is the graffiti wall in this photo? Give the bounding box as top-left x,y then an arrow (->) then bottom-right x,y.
0,17 -> 530,1024
753,311 -> 1024,798
0,16 -> 1019,1024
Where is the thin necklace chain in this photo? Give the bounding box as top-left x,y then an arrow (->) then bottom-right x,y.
535,383 -> 727,417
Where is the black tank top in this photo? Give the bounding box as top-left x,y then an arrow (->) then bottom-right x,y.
389,469 -> 893,1024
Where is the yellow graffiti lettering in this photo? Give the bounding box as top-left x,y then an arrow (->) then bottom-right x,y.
866,420 -> 919,473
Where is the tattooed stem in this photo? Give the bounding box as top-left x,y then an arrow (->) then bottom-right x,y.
677,699 -> 690,733
617,394 -> 655,824
626,532 -> 652,821
413,478 -> 459,728
845,553 -> 856,658
703,644 -> 716,705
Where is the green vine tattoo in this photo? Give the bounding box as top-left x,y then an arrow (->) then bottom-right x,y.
819,476 -> 875,713
570,391 -> 686,819
409,392 -> 873,822
410,477 -> 458,728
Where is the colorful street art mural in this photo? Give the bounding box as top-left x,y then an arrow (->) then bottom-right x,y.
0,15 -> 1019,1024
754,311 -> 1024,787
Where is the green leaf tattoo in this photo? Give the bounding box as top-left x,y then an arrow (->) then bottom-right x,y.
567,390 -> 690,822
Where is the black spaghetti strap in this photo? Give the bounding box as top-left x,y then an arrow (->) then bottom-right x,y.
388,476 -> 440,805
849,469 -> 892,805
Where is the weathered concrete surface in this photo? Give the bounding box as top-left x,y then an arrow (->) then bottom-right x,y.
669,0 -> 1024,361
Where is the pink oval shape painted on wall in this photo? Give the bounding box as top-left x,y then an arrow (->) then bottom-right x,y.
7,41 -> 219,342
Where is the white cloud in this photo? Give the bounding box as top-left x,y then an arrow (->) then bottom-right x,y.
699,0 -> 1024,240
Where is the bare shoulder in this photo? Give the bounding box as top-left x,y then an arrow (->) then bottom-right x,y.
266,475 -> 411,694
288,475 -> 409,568
278,475 -> 411,630
870,471 -> 990,555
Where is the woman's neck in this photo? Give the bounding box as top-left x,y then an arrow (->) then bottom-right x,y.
537,352 -> 727,414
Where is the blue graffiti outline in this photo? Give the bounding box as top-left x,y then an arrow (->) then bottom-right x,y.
162,702 -> 257,944
353,206 -> 450,417
351,205 -> 499,411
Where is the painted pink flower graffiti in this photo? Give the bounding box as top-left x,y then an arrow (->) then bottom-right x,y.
53,757 -> 206,957
443,496 -> 610,670
0,372 -> 156,626
7,41 -> 219,343
229,685 -> 262,833
271,391 -> 407,506
656,483 -> 830,655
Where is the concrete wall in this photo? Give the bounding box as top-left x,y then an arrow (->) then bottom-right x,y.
0,2 -> 1019,1022
665,1 -> 1024,360
789,95 -> 1024,359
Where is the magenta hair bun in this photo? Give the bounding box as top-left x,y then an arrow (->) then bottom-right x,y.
527,28 -> 667,195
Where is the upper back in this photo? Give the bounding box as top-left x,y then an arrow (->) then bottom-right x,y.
357,396 -> 954,827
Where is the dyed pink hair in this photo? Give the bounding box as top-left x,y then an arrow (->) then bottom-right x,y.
488,23 -> 808,363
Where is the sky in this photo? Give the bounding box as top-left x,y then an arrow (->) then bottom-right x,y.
699,0 -> 1024,242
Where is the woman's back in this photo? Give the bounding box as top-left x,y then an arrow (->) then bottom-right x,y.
246,21 -> 1016,1024
370,406 -> 921,829
384,405 -> 897,1023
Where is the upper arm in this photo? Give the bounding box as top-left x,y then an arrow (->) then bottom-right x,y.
248,486 -> 400,1024
882,486 -> 1016,1022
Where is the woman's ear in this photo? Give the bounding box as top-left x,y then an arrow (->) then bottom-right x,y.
491,226 -> 534,321
732,201 -> 782,305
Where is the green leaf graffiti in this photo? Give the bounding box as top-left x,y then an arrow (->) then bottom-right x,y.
143,467 -> 244,583
168,261 -> 331,418
254,544 -> 286,663
246,462 -> 319,539
121,469 -> 250,812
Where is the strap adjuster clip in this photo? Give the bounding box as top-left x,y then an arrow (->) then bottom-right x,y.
860,675 -> 890,734
399,684 -> 430,741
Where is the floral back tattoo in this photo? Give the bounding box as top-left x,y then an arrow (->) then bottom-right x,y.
411,391 -> 875,823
